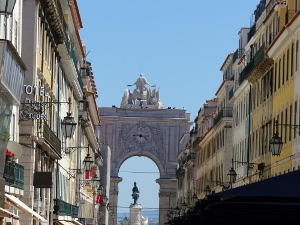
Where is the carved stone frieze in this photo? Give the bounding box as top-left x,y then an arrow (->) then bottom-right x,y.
116,121 -> 165,163
158,192 -> 177,197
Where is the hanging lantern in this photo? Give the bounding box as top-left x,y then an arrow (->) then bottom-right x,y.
269,132 -> 283,156
61,112 -> 77,138
83,153 -> 94,171
227,167 -> 237,184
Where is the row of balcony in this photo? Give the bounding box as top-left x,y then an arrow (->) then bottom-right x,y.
183,152 -> 196,165
179,152 -> 196,166
192,137 -> 202,149
232,49 -> 239,64
63,28 -> 83,90
239,44 -> 273,85
285,10 -> 296,25
248,23 -> 256,42
54,199 -> 79,218
4,162 -> 24,190
213,108 -> 233,126
176,166 -> 185,177
38,122 -> 61,159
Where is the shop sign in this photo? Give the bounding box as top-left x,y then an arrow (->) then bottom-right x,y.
19,85 -> 49,120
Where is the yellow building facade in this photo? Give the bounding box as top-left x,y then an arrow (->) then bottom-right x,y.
267,0 -> 300,175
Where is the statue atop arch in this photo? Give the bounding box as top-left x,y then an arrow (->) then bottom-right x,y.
128,73 -> 154,93
132,182 -> 140,205
120,74 -> 164,109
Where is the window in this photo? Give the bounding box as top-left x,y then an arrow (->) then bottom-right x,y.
9,15 -> 13,41
287,49 -> 289,80
283,55 -> 285,85
290,104 -> 292,142
280,112 -> 283,140
274,63 -> 277,92
291,44 -> 294,76
297,40 -> 299,71
295,101 -> 298,139
279,59 -> 282,89
285,108 -> 288,143
14,20 -> 17,48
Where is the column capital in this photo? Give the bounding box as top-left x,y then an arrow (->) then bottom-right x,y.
156,178 -> 177,187
110,176 -> 123,184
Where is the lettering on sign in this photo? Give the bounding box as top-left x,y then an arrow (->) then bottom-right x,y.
19,85 -> 48,120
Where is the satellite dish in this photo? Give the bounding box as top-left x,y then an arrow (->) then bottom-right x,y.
7,141 -> 23,159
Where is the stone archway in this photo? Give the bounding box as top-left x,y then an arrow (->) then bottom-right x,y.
98,74 -> 192,225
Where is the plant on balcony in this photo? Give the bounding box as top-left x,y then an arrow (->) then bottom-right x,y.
6,149 -> 14,162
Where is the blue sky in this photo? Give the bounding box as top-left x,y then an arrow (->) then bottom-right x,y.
77,0 -> 260,217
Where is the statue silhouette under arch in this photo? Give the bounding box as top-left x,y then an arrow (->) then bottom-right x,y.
132,182 -> 140,204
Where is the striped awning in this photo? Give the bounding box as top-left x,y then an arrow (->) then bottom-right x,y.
5,194 -> 47,224
0,207 -> 19,219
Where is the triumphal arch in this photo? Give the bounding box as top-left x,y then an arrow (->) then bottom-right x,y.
98,74 -> 192,225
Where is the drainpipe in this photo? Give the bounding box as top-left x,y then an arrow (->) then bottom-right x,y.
247,86 -> 252,177
76,124 -> 82,217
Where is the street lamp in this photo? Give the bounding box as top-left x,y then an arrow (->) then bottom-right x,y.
167,208 -> 174,221
203,185 -> 212,196
97,185 -> 104,195
181,198 -> 187,214
270,132 -> 283,156
91,173 -> 101,187
269,120 -> 300,156
191,192 -> 198,205
269,120 -> 284,156
174,204 -> 180,218
227,159 -> 237,186
83,152 -> 94,171
61,113 -> 77,138
61,98 -> 77,138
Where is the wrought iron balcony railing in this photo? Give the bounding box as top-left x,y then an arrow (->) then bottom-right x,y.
54,199 -> 79,217
214,108 -> 233,126
192,137 -> 202,149
248,23 -> 256,42
239,58 -> 255,85
37,122 -> 61,159
176,166 -> 185,177
239,44 -> 273,84
232,49 -> 239,64
182,153 -> 196,165
4,162 -> 24,190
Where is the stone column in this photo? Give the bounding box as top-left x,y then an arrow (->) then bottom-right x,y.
108,177 -> 122,225
156,179 -> 177,225
129,204 -> 142,225
99,144 -> 112,225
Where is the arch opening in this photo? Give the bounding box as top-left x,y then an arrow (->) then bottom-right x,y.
117,156 -> 160,223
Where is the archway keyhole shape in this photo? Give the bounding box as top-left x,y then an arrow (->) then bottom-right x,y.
117,156 -> 160,219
